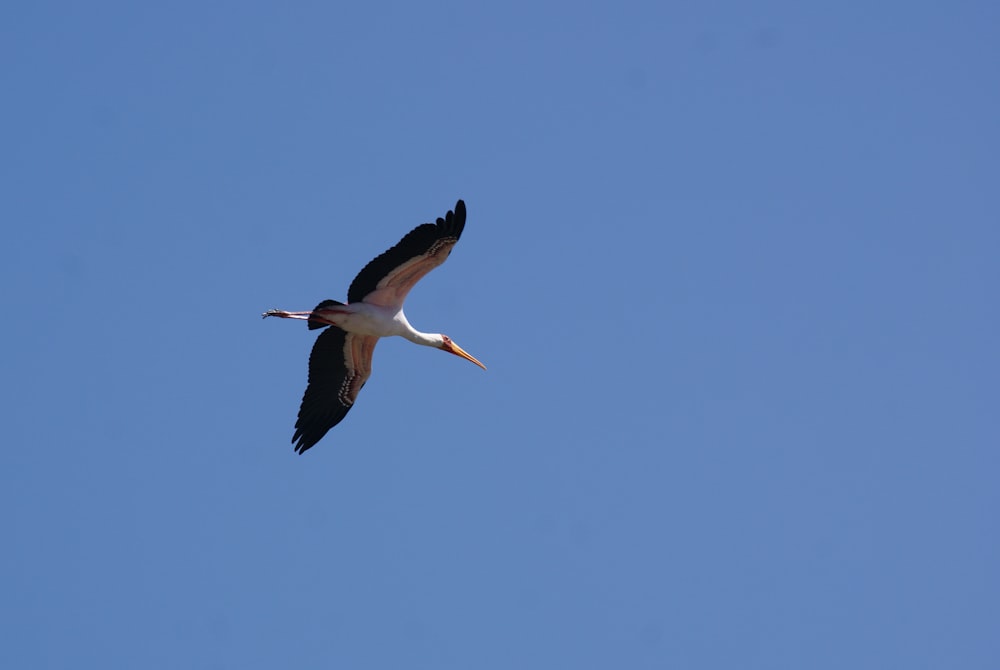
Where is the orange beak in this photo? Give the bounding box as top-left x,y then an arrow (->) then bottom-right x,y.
444,340 -> 487,370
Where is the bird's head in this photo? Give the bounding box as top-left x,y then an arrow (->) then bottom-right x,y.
439,334 -> 487,370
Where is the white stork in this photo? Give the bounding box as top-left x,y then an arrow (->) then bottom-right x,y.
263,199 -> 485,454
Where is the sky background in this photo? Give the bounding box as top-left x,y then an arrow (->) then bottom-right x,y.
2,1 -> 998,668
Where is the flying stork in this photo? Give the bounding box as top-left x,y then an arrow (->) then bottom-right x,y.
263,199 -> 485,454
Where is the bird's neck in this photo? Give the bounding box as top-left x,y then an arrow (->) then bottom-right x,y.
404,330 -> 443,348
393,310 -> 442,348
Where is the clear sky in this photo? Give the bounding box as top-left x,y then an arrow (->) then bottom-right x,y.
2,1 -> 997,668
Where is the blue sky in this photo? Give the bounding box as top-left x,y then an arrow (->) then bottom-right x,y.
2,1 -> 998,668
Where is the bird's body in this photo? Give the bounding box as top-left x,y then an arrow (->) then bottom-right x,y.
263,200 -> 484,454
309,301 -> 435,343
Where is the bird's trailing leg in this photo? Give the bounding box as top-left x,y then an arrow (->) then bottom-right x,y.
262,308 -> 331,325
262,309 -> 313,321
262,307 -> 342,329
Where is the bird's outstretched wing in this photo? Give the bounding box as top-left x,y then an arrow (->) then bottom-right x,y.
347,199 -> 466,308
292,326 -> 378,454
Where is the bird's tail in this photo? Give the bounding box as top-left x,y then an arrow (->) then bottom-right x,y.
308,299 -> 345,330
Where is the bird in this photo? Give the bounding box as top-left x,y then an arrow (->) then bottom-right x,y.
263,199 -> 485,454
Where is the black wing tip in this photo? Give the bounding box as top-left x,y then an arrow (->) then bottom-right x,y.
439,199 -> 466,235
450,199 -> 465,223
291,428 -> 321,454
290,409 -> 333,454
